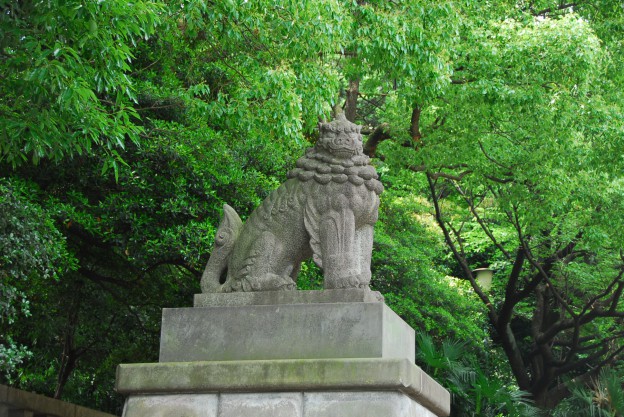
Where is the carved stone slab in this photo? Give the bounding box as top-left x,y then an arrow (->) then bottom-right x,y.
159,301 -> 414,363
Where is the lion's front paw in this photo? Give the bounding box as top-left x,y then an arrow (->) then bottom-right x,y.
358,270 -> 371,287
324,274 -> 360,289
242,274 -> 296,291
324,270 -> 371,290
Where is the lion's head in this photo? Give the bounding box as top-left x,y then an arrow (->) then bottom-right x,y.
316,113 -> 363,159
286,114 -> 383,195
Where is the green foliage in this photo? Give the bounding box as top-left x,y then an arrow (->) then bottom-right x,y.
361,0 -> 624,408
0,0 -> 163,170
553,368 -> 624,417
347,0 -> 460,102
1,0 -> 624,413
0,178 -> 76,374
404,3 -> 624,404
137,0 -> 347,140
0,52 -> 311,406
1,140 -> 214,410
372,177 -> 488,347
416,332 -> 540,417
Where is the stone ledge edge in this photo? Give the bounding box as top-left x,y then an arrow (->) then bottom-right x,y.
115,358 -> 449,417
193,289 -> 385,307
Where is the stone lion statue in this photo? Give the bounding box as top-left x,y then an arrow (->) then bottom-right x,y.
201,113 -> 383,292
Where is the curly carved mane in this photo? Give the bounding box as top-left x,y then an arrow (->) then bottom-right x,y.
286,148 -> 384,196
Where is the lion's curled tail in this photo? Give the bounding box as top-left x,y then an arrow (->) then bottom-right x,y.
200,204 -> 243,293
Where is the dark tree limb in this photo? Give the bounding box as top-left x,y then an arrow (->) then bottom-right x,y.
344,78 -> 360,122
453,181 -> 513,260
580,267 -> 624,316
510,206 -> 577,319
498,249 -> 526,326
410,106 -> 422,144
426,174 -> 497,316
418,167 -> 472,181
363,124 -> 391,157
484,174 -> 514,184
541,368 -> 599,409
477,140 -> 513,171
534,2 -> 578,16
450,77 -> 477,84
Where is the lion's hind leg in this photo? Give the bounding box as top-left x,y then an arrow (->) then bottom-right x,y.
223,230 -> 296,292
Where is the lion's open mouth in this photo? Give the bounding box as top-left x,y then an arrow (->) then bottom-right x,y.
329,147 -> 356,158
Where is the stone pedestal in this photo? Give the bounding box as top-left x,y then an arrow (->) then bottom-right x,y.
116,290 -> 450,417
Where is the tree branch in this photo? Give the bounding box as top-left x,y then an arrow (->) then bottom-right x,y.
426,174 -> 496,314
344,78 -> 359,122
534,2 -> 578,16
450,77 -> 476,84
453,182 -> 512,260
424,169 -> 472,181
477,140 -> 512,171
512,208 -> 576,319
498,249 -> 526,326
363,124 -> 391,157
484,174 -> 514,184
580,267 -> 624,316
554,344 -> 609,376
410,106 -> 422,144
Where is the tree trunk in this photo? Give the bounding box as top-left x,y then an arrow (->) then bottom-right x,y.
345,78 -> 359,122
54,293 -> 81,399
54,347 -> 77,399
496,321 -> 532,391
410,106 -> 422,144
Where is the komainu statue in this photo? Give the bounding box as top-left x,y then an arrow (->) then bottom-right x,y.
201,113 -> 383,292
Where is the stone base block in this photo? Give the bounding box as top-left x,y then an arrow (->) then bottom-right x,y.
116,358 -> 450,417
123,391 -> 438,417
118,292 -> 451,416
122,394 -> 217,417
160,301 -> 414,363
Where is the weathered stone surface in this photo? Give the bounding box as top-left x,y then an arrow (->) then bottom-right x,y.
159,302 -> 414,363
193,288 -> 384,307
0,384 -> 116,417
304,392 -> 437,417
2,385 -> 65,416
122,394 -> 218,417
75,406 -> 120,417
120,392 -> 439,417
115,358 -> 450,417
220,393 -> 302,417
201,114 -> 383,293
6,409 -> 33,417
